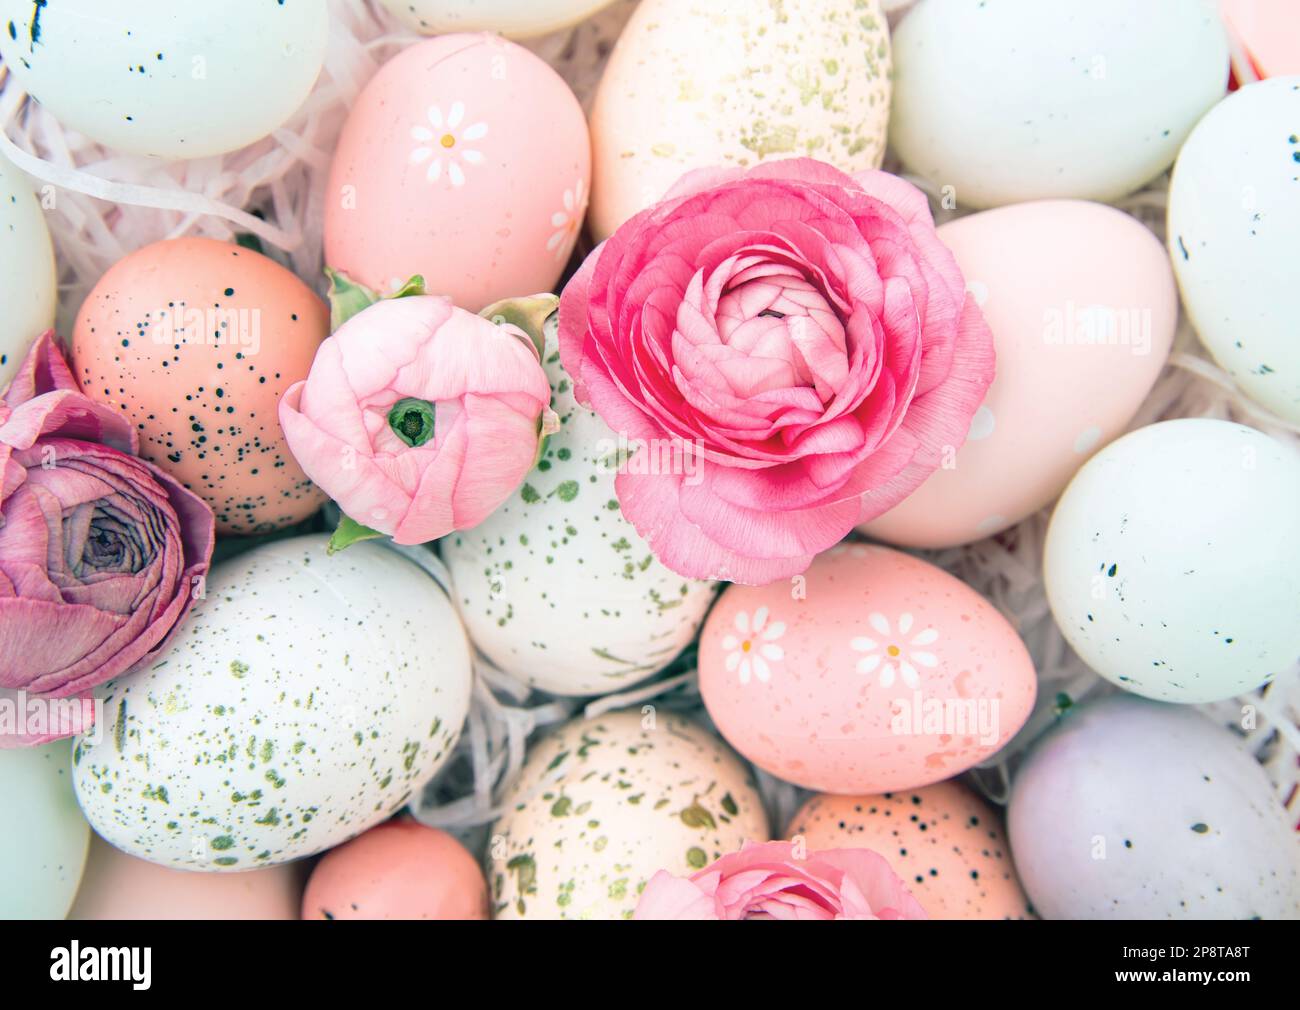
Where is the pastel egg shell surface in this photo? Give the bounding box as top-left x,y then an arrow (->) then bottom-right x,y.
0,0 -> 328,159
71,237 -> 329,535
378,0 -> 620,39
441,318 -> 718,695
1044,419 -> 1300,704
1008,694 -> 1300,919
488,709 -> 769,919
324,33 -> 591,311
0,151 -> 57,390
698,543 -> 1037,794
1221,0 -> 1300,79
71,535 -> 473,872
862,200 -> 1176,548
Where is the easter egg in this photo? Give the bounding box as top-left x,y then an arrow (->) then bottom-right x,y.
442,320 -> 717,695
0,741 -> 89,919
71,535 -> 473,872
861,200 -> 1176,548
699,543 -> 1036,794
890,0 -> 1228,208
1044,419 -> 1300,704
324,34 -> 590,311
787,782 -> 1033,920
0,0 -> 327,159
302,819 -> 488,920
588,0 -> 892,240
1168,77 -> 1300,424
1009,695 -> 1300,919
1221,0 -> 1300,79
488,709 -> 768,919
70,833 -> 303,920
71,237 -> 328,535
0,152 -> 56,390
378,0 -> 619,39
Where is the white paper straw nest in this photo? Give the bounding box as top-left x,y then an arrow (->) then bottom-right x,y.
1,0 -> 1294,846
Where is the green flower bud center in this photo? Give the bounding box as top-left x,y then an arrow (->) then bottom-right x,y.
388,398 -> 436,448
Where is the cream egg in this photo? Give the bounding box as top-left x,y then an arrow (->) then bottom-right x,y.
0,741 -> 89,919
0,152 -> 56,390
1168,76 -> 1300,424
699,543 -> 1036,794
72,535 -> 473,871
588,0 -> 891,240
862,200 -> 1176,547
890,0 -> 1228,208
0,0 -> 327,159
1044,419 -> 1300,704
787,782 -> 1033,920
71,237 -> 328,535
302,819 -> 488,920
378,0 -> 620,39
442,319 -> 717,695
1009,694 -> 1300,919
324,34 -> 590,311
488,709 -> 768,919
71,833 -> 303,920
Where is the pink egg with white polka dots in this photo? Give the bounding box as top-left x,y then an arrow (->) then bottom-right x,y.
698,543 -> 1036,794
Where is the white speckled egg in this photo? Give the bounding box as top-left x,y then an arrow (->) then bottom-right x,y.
0,741 -> 89,918
71,534 -> 472,872
1009,695 -> 1300,919
442,322 -> 717,696
1045,419 -> 1300,704
488,709 -> 769,919
378,0 -> 619,39
0,152 -> 56,389
0,0 -> 327,159
1168,76 -> 1300,424
589,0 -> 892,240
890,0 -> 1228,208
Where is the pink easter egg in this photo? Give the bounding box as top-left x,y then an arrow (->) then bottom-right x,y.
1221,0 -> 1300,79
324,33 -> 590,311
699,543 -> 1036,794
302,819 -> 488,920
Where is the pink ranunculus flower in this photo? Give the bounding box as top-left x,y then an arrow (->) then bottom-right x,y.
0,333 -> 215,747
634,840 -> 929,921
559,158 -> 995,585
279,294 -> 554,545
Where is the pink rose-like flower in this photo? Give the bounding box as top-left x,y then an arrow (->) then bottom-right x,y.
279,295 -> 553,544
634,841 -> 928,921
559,158 -> 995,585
0,333 -> 215,747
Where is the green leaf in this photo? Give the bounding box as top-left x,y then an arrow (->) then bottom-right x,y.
479,293 -> 560,361
325,268 -> 380,330
327,514 -> 385,555
390,274 -> 427,299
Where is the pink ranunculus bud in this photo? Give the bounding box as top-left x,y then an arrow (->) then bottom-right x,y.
279,293 -> 555,546
634,840 -> 929,920
0,333 -> 215,747
559,158 -> 996,585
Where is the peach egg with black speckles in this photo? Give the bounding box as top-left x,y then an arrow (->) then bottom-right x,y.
71,237 -> 329,535
786,782 -> 1034,920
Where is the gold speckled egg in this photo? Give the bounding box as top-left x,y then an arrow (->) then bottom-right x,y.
71,237 -> 328,534
786,781 -> 1034,920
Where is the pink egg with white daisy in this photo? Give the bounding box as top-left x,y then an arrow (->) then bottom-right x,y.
698,543 -> 1036,794
324,33 -> 590,311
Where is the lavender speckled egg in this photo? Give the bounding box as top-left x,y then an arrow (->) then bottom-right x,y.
72,237 -> 329,535
1009,695 -> 1300,920
0,152 -> 56,390
786,783 -> 1034,920
71,535 -> 472,872
488,710 -> 769,919
442,319 -> 717,695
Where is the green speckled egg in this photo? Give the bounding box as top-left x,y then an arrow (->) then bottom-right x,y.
442,320 -> 717,696
71,534 -> 472,872
488,710 -> 769,920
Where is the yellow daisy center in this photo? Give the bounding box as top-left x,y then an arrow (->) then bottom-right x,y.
742,640 -> 752,652
887,644 -> 900,657
440,133 -> 456,148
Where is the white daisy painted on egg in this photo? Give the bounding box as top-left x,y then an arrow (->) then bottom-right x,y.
721,606 -> 785,685
410,102 -> 488,187
850,612 -> 939,689
547,179 -> 587,260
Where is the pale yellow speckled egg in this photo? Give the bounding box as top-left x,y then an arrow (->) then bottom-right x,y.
488,710 -> 769,919
588,0 -> 892,240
